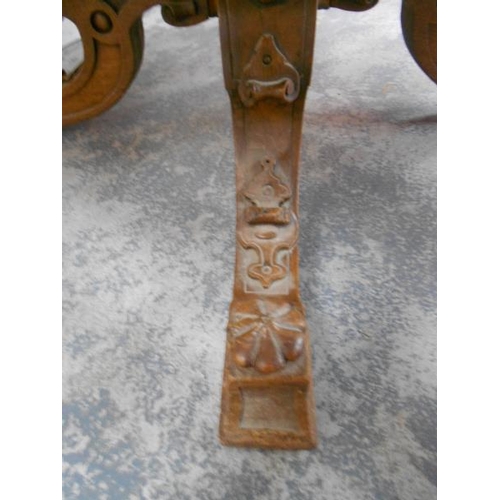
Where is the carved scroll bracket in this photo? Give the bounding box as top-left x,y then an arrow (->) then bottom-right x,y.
238,34 -> 301,107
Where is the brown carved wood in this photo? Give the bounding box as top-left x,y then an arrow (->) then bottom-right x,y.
62,0 -> 437,449
62,0 -> 380,127
62,0 -> 217,126
401,0 -> 437,82
217,0 -> 319,449
63,0 -> 438,127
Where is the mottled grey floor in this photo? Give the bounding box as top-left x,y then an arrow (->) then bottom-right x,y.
62,2 -> 436,499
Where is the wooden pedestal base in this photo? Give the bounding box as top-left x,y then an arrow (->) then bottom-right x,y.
62,0 -> 427,450
220,373 -> 316,449
220,298 -> 317,448
217,0 -> 318,449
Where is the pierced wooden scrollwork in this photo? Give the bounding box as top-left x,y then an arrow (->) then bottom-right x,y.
62,0 -> 144,126
62,0 -> 216,126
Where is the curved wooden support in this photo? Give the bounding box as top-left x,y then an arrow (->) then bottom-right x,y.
63,0 -> 435,452
63,0 -> 143,127
218,0 -> 318,449
401,0 -> 437,82
62,0 -> 382,127
318,0 -> 378,12
62,0 -> 216,127
161,0 -> 218,26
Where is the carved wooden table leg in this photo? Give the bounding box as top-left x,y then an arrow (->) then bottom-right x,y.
217,0 -> 318,449
63,0 -> 406,450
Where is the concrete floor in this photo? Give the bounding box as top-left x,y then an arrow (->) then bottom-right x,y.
63,2 -> 436,498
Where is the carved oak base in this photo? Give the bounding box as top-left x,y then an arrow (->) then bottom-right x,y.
61,0 -> 438,450
216,0 -> 319,448
220,297 -> 317,448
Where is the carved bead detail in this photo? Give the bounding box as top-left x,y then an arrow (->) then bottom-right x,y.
91,11 -> 113,34
229,299 -> 305,373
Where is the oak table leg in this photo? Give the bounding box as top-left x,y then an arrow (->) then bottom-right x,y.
217,0 -> 318,449
63,0 -> 405,450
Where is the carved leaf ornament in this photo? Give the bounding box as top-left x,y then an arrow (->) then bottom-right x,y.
229,299 -> 305,373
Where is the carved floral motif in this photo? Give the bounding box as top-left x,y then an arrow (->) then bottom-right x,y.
229,299 -> 305,373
